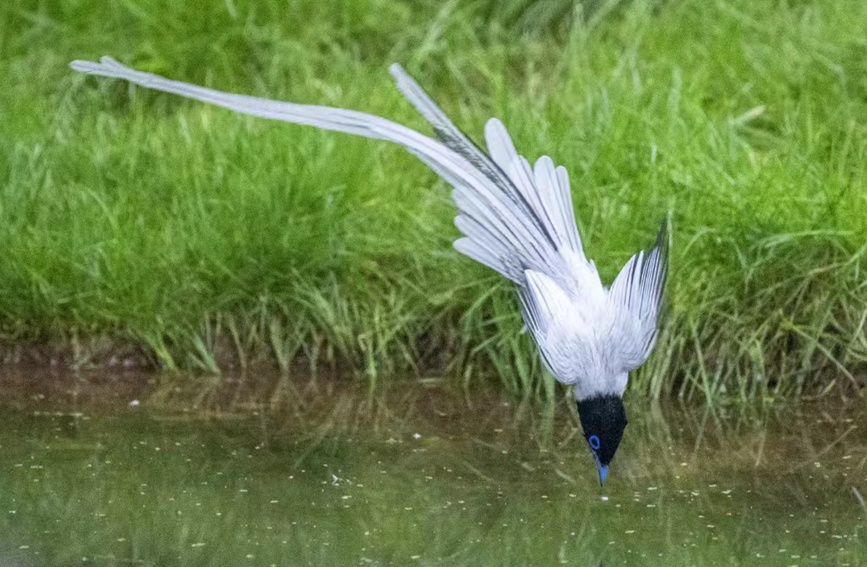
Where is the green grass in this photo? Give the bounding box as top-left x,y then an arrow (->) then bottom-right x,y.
1,0 -> 865,400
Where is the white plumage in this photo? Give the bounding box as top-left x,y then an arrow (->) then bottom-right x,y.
69,57 -> 668,402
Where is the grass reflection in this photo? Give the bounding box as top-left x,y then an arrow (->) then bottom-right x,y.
0,371 -> 863,565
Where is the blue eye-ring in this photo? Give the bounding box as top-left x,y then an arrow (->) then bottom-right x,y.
588,435 -> 600,450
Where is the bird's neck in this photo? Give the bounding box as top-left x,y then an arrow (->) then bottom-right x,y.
573,371 -> 628,401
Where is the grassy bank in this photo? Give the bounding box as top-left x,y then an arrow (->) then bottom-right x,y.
1,0 -> 865,401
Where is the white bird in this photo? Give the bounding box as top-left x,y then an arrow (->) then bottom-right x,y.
69,57 -> 669,483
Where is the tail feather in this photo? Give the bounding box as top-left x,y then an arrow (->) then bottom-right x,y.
454,237 -> 512,278
388,64 -> 578,287
533,157 -> 584,258
388,64 -> 543,228
70,58 -> 584,289
454,215 -> 523,282
484,119 -> 584,261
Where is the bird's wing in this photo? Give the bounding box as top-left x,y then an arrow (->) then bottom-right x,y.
70,57 -> 569,286
518,270 -> 581,383
606,219 -> 670,371
388,64 -> 594,292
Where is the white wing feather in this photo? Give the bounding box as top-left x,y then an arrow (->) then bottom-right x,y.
519,270 -> 584,384
607,220 -> 670,371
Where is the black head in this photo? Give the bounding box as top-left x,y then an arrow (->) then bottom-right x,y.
576,394 -> 628,483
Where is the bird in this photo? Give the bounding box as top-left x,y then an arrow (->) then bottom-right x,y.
69,56 -> 669,483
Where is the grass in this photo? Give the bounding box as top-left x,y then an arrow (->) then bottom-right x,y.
0,0 -> 865,401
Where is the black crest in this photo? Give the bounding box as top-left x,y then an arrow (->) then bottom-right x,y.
576,394 -> 628,466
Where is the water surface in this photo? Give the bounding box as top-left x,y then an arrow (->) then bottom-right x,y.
0,368 -> 863,566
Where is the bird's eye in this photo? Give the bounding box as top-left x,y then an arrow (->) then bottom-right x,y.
588,435 -> 600,450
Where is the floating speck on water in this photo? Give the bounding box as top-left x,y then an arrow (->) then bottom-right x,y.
601,496 -> 609,502
191,543 -> 205,548
413,433 -> 422,439
128,400 -> 139,407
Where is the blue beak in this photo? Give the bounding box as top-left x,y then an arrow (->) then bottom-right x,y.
591,451 -> 608,484
597,462 -> 608,485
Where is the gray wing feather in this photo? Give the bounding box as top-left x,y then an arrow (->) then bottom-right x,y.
607,218 -> 670,370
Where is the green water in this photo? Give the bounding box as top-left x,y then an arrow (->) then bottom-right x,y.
0,369 -> 863,566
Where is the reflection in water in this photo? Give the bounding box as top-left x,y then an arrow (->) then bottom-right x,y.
0,367 -> 863,566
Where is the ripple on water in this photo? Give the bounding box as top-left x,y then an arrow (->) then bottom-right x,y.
0,370 -> 863,565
